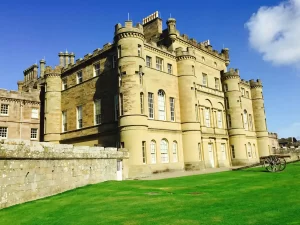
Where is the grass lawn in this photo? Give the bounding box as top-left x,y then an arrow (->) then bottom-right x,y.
1,162 -> 300,225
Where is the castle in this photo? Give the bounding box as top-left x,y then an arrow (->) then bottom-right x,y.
1,12 -> 278,178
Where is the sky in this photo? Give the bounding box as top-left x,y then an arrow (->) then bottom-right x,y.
0,0 -> 299,139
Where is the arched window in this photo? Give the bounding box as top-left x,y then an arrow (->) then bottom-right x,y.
160,139 -> 169,163
158,90 -> 166,120
247,142 -> 252,158
243,110 -> 248,130
150,140 -> 156,164
172,141 -> 178,162
205,108 -> 211,127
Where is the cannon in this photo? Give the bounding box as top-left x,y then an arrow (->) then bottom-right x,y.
260,155 -> 291,172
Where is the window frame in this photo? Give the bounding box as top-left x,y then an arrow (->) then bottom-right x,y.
142,141 -> 146,164
0,104 -> 9,116
158,90 -> 166,121
160,139 -> 169,163
146,56 -> 152,67
77,71 -> 83,84
94,99 -> 101,125
62,78 -> 67,90
148,92 -> 154,119
217,110 -> 223,128
172,141 -> 178,162
31,108 -> 39,119
215,78 -> 219,90
150,140 -> 156,164
62,111 -> 67,132
156,57 -> 163,71
170,97 -> 175,122
167,63 -> 172,74
205,108 -> 211,127
0,127 -> 8,138
77,105 -> 83,129
30,128 -> 38,140
93,62 -> 101,77
202,73 -> 207,87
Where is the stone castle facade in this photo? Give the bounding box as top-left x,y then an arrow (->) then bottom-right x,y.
2,12 -> 278,178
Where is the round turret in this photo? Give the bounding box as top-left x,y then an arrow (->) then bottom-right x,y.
167,18 -> 177,41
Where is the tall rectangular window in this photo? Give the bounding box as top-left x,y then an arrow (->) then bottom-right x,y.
112,55 -> 117,68
62,78 -> 67,90
172,142 -> 178,162
94,100 -> 101,125
138,44 -> 142,57
150,141 -> 156,164
31,108 -> 39,119
119,94 -> 124,116
217,111 -> 223,128
231,145 -> 235,158
224,84 -> 228,92
77,105 -> 83,129
198,143 -> 202,160
227,114 -> 232,128
94,62 -> 100,76
62,111 -> 67,132
221,144 -> 226,160
249,114 -> 253,130
192,65 -> 195,75
205,108 -> 211,127
215,78 -> 219,90
225,97 -> 229,109
170,97 -> 175,122
241,88 -> 245,96
114,95 -> 119,121
202,73 -> 207,86
167,63 -> 172,74
156,57 -> 163,71
146,56 -> 152,67
77,71 -> 83,84
118,45 -> 121,58
148,92 -> 154,119
0,104 -> 9,115
140,93 -> 144,114
139,66 -> 143,85
0,127 -> 8,138
142,141 -> 146,164
30,128 -> 38,139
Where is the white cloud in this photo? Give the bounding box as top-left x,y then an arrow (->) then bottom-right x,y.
277,122 -> 300,138
245,0 -> 300,66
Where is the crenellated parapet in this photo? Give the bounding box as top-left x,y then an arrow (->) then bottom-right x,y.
221,68 -> 240,81
175,47 -> 196,61
240,79 -> 250,87
250,79 -> 263,89
268,132 -> 278,139
114,21 -> 144,42
44,66 -> 62,78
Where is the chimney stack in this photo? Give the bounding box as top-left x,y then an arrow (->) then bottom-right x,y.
58,52 -> 64,66
69,52 -> 75,64
40,59 -> 46,78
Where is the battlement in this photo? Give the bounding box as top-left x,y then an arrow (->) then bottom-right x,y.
175,47 -> 195,58
114,20 -> 144,36
44,65 -> 63,76
268,132 -> 278,139
23,64 -> 38,82
221,68 -> 240,81
0,88 -> 40,103
240,79 -> 250,86
143,11 -> 159,25
250,79 -> 263,88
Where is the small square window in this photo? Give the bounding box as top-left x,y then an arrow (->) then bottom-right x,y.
202,73 -> 207,86
0,104 -> 9,115
0,127 -> 7,138
156,57 -> 163,71
146,56 -> 152,67
31,128 -> 38,139
167,64 -> 172,74
77,71 -> 83,84
62,78 -> 67,90
31,108 -> 39,119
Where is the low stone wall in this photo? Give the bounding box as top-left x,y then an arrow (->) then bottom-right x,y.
0,139 -> 129,209
271,148 -> 300,162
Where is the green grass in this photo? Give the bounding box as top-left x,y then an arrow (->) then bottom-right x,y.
1,163 -> 300,225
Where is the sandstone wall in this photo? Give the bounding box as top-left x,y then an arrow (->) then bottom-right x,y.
0,139 -> 128,209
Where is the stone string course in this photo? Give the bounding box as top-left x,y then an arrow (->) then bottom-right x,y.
0,139 -> 129,209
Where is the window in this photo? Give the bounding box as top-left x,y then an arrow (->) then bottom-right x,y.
224,84 -> 228,92
158,90 -> 166,120
192,65 -> 195,75
221,144 -> 226,160
195,105 -> 199,121
253,144 -> 257,158
205,108 -> 211,127
198,143 -> 202,160
94,100 -> 101,125
142,141 -> 146,164
62,111 -> 67,132
167,63 -> 172,74
156,57 -> 163,71
140,93 -> 144,114
31,128 -> 38,139
241,88 -> 245,96
227,114 -> 232,128
0,104 -> 8,115
160,139 -> 169,163
114,95 -> 118,121
0,127 -> 7,138
202,56 -> 205,62
77,105 -> 83,129
202,73 -> 207,86
243,110 -> 248,130
77,71 -> 83,84
225,97 -> 229,109
94,63 -> 100,76
150,141 -> 156,164
214,62 -> 217,68
120,94 -> 124,116
217,111 -> 223,128
172,141 -> 178,162
112,55 -> 117,68
148,93 -> 154,119
231,145 -> 235,158
247,143 -> 252,158
249,114 -> 253,130
170,97 -> 175,122
215,78 -> 219,90
62,78 -> 67,90
246,91 -> 249,98
139,66 -> 143,85
118,45 -> 121,58
31,108 -> 39,119
146,56 -> 152,67
138,44 -> 142,57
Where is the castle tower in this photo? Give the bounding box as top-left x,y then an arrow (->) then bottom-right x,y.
114,20 -> 148,177
167,18 -> 177,42
176,47 -> 202,170
43,66 -> 62,143
222,69 -> 249,165
250,79 -> 269,156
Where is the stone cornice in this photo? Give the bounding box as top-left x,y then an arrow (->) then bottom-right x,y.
250,85 -> 263,89
144,44 -> 176,59
222,74 -> 240,81
115,31 -> 144,41
0,97 -> 40,105
44,73 -> 61,78
176,55 -> 196,61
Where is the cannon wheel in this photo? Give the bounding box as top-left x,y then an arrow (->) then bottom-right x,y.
279,158 -> 286,171
264,156 -> 280,172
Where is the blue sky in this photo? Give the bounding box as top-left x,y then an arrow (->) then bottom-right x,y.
0,0 -> 299,139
